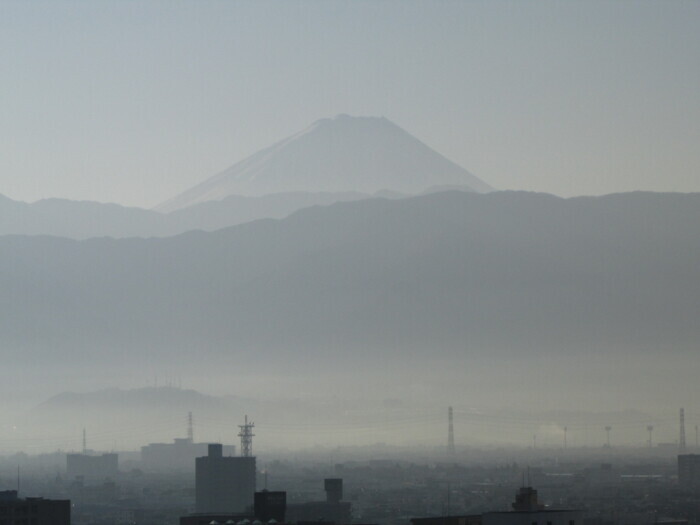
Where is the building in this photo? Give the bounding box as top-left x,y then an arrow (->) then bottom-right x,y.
141,438 -> 235,471
678,454 -> 700,488
286,478 -> 351,524
412,487 -> 582,525
0,490 -> 70,525
195,444 -> 256,513
66,452 -> 118,481
482,487 -> 582,525
324,479 -> 342,503
412,517 -> 482,525
254,490 -> 287,522
179,513 -> 251,525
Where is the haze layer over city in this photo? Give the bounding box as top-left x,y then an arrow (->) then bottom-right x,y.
1,0 -> 699,457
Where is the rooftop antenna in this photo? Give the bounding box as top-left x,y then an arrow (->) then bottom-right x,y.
564,426 -> 568,450
680,408 -> 686,453
82,428 -> 87,454
17,465 -> 20,495
695,425 -> 698,449
447,407 -> 455,455
446,481 -> 451,516
605,426 -> 612,448
238,415 -> 255,457
647,425 -> 654,449
187,412 -> 194,443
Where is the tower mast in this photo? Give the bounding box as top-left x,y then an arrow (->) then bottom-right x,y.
238,415 -> 255,457
680,408 -> 686,453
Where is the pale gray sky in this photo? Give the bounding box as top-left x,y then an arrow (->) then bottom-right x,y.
1,0 -> 698,208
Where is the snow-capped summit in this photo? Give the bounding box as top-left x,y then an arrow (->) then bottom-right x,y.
156,115 -> 492,212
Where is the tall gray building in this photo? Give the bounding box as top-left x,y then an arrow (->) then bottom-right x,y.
195,444 -> 256,513
678,454 -> 700,488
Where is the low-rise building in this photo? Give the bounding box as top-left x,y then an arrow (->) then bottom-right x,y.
0,490 -> 70,525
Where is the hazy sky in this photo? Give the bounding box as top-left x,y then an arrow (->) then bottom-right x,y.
1,0 -> 699,208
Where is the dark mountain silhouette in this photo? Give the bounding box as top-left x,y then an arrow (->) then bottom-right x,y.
39,386 -> 223,411
3,190 -> 699,367
0,191 -> 386,239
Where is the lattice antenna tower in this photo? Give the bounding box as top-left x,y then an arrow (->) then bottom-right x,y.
680,408 -> 686,453
187,412 -> 194,443
447,406 -> 455,455
238,415 -> 255,457
82,428 -> 87,454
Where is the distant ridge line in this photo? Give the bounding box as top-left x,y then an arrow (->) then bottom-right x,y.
155,114 -> 492,212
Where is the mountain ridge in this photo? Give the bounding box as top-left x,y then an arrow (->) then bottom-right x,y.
156,115 -> 491,212
2,190 -> 700,416
0,190 -> 394,239
3,190 -> 699,358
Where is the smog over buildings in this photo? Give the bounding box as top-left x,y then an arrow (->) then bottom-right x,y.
1,2 -> 700,525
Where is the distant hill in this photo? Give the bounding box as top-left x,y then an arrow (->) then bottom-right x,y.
28,387 -> 256,451
25,387 -> 662,452
0,115 -> 489,238
29,387 -> 414,451
39,386 -> 224,411
4,190 -> 700,444
156,115 -> 491,212
3,190 -> 699,364
0,190 -> 387,239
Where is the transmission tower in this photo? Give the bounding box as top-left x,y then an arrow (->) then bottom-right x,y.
187,412 -> 194,443
647,425 -> 653,449
82,428 -> 87,454
680,408 -> 686,453
238,415 -> 255,457
564,426 -> 568,449
447,406 -> 455,455
605,426 -> 611,448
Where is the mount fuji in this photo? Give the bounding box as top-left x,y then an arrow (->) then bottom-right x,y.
156,114 -> 492,212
